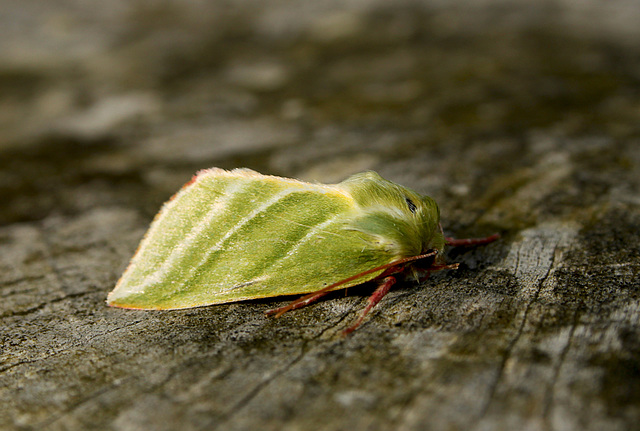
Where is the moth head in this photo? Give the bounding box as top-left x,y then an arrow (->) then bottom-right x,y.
339,171 -> 446,257
403,192 -> 445,255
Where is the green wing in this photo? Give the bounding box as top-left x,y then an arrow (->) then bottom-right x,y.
107,169 -> 399,309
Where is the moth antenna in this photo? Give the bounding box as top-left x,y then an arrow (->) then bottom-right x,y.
266,290 -> 331,317
265,250 -> 438,318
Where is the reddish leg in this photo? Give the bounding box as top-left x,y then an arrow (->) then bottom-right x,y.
414,262 -> 460,283
342,276 -> 396,336
445,233 -> 500,247
265,291 -> 330,318
265,250 -> 438,320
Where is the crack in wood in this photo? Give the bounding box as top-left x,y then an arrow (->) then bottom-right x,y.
0,290 -> 103,319
477,232 -> 561,421
199,308 -> 355,429
541,306 -> 580,429
0,319 -> 145,374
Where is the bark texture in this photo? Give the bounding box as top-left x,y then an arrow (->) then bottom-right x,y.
1,1 -> 639,430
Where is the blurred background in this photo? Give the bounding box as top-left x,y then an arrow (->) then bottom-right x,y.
1,0 -> 639,223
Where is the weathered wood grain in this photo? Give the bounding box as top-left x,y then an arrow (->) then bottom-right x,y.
1,1 -> 639,430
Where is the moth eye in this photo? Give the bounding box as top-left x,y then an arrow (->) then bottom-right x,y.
405,197 -> 417,214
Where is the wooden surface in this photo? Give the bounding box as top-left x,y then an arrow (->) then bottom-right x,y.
1,1 -> 639,430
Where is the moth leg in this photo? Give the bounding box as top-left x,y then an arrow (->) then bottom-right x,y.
429,263 -> 460,272
418,271 -> 430,283
413,262 -> 460,283
265,291 -> 330,318
445,233 -> 500,247
265,251 -> 438,324
343,276 -> 396,336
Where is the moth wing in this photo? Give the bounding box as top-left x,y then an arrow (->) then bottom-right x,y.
107,168 -> 397,309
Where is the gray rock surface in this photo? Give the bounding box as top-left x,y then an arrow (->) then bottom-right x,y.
1,1 -> 639,430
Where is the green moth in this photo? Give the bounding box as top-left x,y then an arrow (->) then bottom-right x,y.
108,168 -> 498,334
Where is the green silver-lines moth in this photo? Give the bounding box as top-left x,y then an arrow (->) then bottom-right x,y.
107,168 -> 498,334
